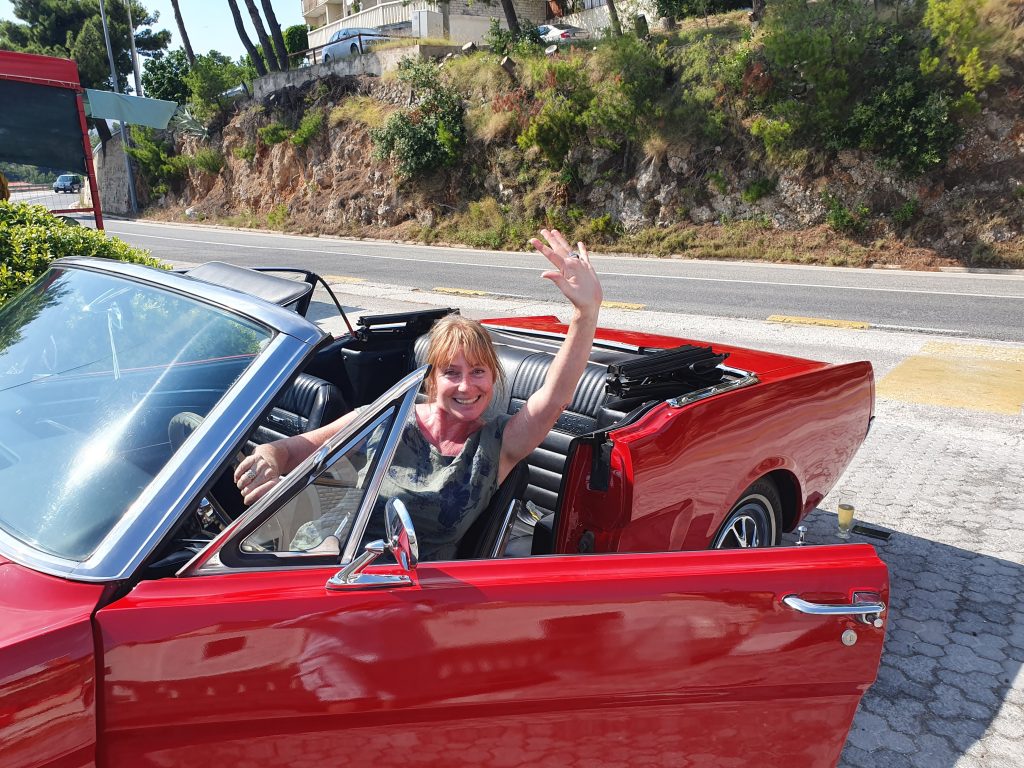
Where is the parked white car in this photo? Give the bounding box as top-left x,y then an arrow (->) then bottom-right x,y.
321,27 -> 390,63
536,24 -> 591,43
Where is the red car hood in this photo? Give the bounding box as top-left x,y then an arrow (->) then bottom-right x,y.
0,559 -> 105,768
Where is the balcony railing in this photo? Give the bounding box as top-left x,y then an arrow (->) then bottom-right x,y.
301,0 -> 336,15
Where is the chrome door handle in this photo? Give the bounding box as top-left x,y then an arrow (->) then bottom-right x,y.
783,594 -> 885,627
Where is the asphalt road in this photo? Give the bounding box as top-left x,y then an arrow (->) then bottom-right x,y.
102,219 -> 1024,343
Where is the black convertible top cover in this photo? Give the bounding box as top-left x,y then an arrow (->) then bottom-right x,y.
184,262 -> 312,308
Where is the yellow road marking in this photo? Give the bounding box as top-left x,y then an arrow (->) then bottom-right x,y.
433,287 -> 489,296
878,341 -> 1024,415
323,275 -> 365,284
768,315 -> 870,330
602,301 -> 645,310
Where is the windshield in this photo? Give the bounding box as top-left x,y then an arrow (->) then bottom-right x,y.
0,266 -> 273,561
58,175 -> 75,182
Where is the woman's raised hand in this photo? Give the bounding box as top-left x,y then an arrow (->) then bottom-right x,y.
529,229 -> 602,320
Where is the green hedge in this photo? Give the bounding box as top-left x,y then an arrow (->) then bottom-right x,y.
0,202 -> 162,306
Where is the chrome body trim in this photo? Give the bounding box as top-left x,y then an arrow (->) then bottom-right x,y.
666,366 -> 759,408
0,260 -> 326,581
489,499 -> 520,558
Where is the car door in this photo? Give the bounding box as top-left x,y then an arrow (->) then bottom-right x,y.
94,369 -> 888,768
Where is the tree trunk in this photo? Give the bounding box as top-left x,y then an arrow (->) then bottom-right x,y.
259,0 -> 291,70
226,0 -> 267,76
242,0 -> 279,71
170,0 -> 196,66
750,0 -> 766,24
499,0 -> 520,35
606,0 -> 622,36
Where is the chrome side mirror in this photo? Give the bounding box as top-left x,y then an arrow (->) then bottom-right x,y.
385,498 -> 418,572
326,498 -> 418,590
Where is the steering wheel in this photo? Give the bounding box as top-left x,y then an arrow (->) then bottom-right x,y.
168,411 -> 246,530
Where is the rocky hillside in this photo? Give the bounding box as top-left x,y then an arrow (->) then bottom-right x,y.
151,28 -> 1024,270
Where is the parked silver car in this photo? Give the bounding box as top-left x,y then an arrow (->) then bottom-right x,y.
321,27 -> 389,64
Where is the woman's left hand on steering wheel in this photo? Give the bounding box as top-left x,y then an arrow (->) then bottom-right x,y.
235,445 -> 284,505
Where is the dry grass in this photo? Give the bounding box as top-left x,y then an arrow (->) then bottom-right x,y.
445,53 -> 515,101
330,96 -> 395,130
371,36 -> 451,53
643,134 -> 669,165
466,106 -> 519,144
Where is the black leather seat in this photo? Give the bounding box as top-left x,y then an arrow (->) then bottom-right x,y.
251,372 -> 348,445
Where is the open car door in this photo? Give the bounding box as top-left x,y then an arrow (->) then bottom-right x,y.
95,369 -> 887,768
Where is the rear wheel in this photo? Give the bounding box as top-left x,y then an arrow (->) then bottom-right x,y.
711,478 -> 780,549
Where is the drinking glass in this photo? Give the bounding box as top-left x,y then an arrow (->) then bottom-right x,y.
836,487 -> 855,540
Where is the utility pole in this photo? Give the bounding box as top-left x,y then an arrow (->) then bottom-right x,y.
125,0 -> 144,97
97,0 -> 139,215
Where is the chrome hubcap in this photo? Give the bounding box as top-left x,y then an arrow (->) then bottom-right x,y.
723,514 -> 761,548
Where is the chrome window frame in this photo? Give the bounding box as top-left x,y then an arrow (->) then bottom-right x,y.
181,366 -> 426,577
0,259 -> 326,582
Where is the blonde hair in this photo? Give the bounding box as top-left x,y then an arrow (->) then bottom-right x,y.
423,315 -> 504,401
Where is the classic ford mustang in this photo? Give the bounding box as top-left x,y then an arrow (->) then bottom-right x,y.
0,258 -> 887,768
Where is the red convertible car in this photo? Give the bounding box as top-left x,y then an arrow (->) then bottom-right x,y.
0,258 -> 887,768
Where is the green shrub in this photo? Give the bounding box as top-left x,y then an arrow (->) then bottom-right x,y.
190,148 -> 225,175
923,0 -> 1001,92
0,202 -> 161,305
258,122 -> 292,145
824,194 -> 870,234
843,35 -> 961,175
291,109 -> 325,148
483,18 -> 543,57
749,114 -> 795,159
892,198 -> 920,227
707,170 -> 728,194
518,96 -> 584,167
266,204 -> 289,229
233,143 -> 256,161
741,177 -> 775,203
127,126 -> 186,196
654,0 -> 748,19
585,34 -> 664,148
183,52 -> 254,123
372,59 -> 465,178
759,1 -> 965,175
